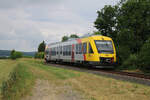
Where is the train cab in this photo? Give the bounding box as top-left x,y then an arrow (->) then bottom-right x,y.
85,35 -> 116,67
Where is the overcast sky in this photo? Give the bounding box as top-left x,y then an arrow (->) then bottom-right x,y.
0,0 -> 119,52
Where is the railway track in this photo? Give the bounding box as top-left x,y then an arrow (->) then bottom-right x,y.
100,70 -> 150,80
45,62 -> 150,86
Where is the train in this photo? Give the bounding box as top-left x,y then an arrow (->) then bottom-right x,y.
44,35 -> 116,68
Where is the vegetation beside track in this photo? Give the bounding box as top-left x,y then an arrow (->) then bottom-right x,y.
94,0 -> 150,71
1,63 -> 35,100
0,60 -> 17,100
0,58 -> 150,100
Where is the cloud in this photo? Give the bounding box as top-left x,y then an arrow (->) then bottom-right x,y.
0,8 -> 44,51
0,0 -> 119,51
0,0 -> 63,9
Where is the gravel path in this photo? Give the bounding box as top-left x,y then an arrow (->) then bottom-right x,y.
22,79 -> 85,100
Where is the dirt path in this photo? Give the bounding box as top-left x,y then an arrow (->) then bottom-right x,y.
22,79 -> 85,100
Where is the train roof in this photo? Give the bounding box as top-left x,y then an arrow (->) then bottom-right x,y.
47,35 -> 112,47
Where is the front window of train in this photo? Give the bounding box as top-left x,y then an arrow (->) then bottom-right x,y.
95,40 -> 114,54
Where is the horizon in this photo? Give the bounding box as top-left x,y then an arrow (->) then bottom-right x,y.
0,49 -> 37,52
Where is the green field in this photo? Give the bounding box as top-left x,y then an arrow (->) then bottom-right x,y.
0,58 -> 150,100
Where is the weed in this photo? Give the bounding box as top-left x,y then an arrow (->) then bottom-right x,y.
90,97 -> 96,100
1,63 -> 35,100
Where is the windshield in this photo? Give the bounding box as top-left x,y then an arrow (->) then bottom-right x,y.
95,40 -> 114,54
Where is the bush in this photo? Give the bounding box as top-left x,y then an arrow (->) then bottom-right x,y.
10,50 -> 23,60
138,38 -> 150,70
34,52 -> 44,59
116,45 -> 131,65
23,56 -> 33,58
0,56 -> 10,59
121,54 -> 139,70
15,52 -> 23,58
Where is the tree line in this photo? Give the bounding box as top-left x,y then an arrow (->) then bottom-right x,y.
94,0 -> 150,71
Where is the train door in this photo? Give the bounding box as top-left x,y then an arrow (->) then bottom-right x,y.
58,46 -> 60,60
88,42 -> 94,56
83,42 -> 87,61
71,44 -> 75,62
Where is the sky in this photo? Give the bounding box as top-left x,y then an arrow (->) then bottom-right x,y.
0,0 -> 119,52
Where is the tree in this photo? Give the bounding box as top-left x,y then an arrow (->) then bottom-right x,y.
138,37 -> 150,70
11,49 -> 15,56
117,0 -> 150,53
34,52 -> 44,59
61,36 -> 69,42
94,5 -> 118,42
61,34 -> 79,42
10,50 -> 16,60
38,41 -> 46,52
70,34 -> 79,38
10,50 -> 22,60
93,31 -> 102,35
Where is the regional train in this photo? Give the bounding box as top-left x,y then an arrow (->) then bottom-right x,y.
45,35 -> 116,68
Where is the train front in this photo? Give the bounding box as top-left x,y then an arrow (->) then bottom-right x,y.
87,36 -> 116,68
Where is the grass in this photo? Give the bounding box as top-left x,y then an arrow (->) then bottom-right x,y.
0,59 -> 17,100
0,58 -> 150,100
0,60 -> 17,86
69,74 -> 150,100
1,63 -> 35,100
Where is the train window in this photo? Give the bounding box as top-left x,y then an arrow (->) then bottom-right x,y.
55,48 -> 56,55
67,45 -> 71,56
76,44 -> 78,54
56,47 -> 57,55
62,46 -> 65,55
57,47 -> 60,54
61,46 -> 63,54
57,47 -> 58,55
60,46 -> 62,54
53,48 -> 54,55
83,43 -> 87,54
53,48 -> 55,55
51,48 -> 53,55
67,45 -> 69,56
54,48 -> 56,55
69,45 -> 71,56
70,45 -> 72,56
49,49 -> 51,55
65,46 -> 67,56
63,46 -> 65,56
66,45 -> 68,56
89,43 -> 94,53
57,47 -> 59,55
51,48 -> 53,56
66,46 -> 67,56
95,40 -> 113,54
79,43 -> 82,54
53,48 -> 55,56
67,45 -> 70,56
64,46 -> 66,56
